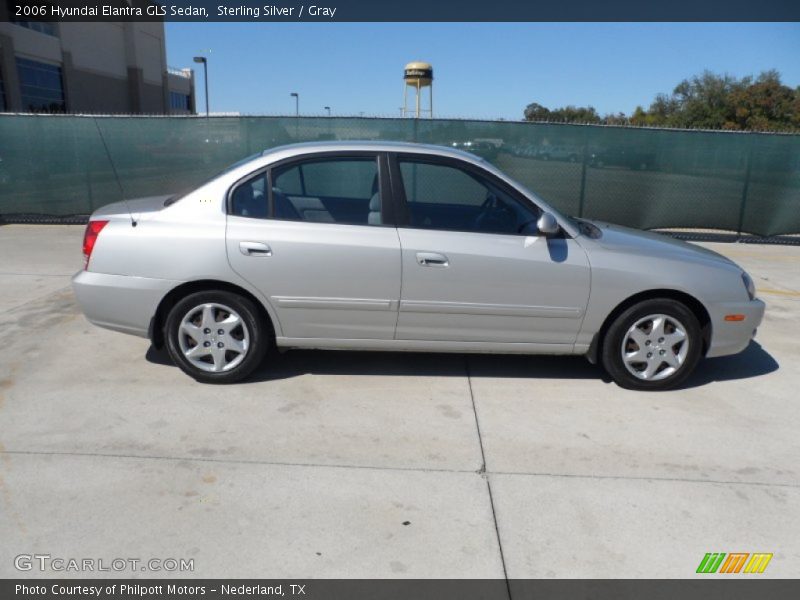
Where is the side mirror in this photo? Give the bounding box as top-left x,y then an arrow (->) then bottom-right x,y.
536,212 -> 560,236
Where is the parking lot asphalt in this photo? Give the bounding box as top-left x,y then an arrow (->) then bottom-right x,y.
0,224 -> 798,579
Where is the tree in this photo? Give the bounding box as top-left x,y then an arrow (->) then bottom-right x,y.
523,103 -> 601,123
727,70 -> 799,131
669,71 -> 742,129
522,70 -> 799,131
557,105 -> 602,123
523,103 -> 552,121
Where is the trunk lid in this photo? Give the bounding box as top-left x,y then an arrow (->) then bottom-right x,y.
90,194 -> 173,221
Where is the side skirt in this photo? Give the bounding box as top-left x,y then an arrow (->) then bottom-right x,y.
276,337 -> 588,355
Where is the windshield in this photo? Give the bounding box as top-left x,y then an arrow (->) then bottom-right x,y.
164,152 -> 262,206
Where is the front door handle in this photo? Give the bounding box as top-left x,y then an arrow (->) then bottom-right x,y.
416,252 -> 449,267
239,241 -> 272,256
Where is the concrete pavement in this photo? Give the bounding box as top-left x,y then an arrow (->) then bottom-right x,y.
0,225 -> 798,579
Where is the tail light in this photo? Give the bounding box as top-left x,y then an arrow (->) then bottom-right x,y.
82,220 -> 109,269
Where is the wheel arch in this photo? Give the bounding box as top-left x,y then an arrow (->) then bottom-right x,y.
148,279 -> 276,349
586,289 -> 711,364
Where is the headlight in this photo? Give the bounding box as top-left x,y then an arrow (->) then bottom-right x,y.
741,272 -> 756,300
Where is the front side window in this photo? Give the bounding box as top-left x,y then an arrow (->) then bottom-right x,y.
16,57 -> 65,113
398,159 -> 538,235
271,157 -> 381,225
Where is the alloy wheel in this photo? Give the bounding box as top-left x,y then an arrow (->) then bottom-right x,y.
620,313 -> 689,381
178,303 -> 250,373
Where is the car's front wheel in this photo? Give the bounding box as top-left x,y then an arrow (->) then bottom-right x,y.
601,299 -> 702,391
165,290 -> 269,383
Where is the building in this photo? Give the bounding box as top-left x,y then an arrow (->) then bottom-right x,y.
0,11 -> 195,114
167,67 -> 194,114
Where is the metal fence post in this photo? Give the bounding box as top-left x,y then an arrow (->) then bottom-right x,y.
736,135 -> 754,239
245,117 -> 252,154
577,129 -> 589,218
85,165 -> 94,212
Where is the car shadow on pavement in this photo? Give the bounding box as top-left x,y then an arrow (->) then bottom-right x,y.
146,344 -> 606,381
254,351 -> 610,383
680,341 -> 778,389
147,340 -> 777,388
146,346 -> 610,383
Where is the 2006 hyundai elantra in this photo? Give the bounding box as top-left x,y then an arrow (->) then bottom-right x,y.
72,141 -> 765,390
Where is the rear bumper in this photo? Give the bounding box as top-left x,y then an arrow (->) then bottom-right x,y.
706,298 -> 766,358
71,270 -> 181,338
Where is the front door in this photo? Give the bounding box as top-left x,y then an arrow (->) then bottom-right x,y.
226,153 -> 401,340
392,156 -> 591,346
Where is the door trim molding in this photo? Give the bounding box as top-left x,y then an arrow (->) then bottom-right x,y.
272,296 -> 398,311
399,300 -> 582,318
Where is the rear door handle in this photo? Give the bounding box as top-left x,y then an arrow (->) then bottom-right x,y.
239,241 -> 272,256
416,252 -> 449,267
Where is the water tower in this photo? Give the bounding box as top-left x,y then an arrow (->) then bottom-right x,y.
402,61 -> 433,118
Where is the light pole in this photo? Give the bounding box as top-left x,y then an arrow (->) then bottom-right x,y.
290,92 -> 299,117
193,56 -> 209,117
324,106 -> 331,117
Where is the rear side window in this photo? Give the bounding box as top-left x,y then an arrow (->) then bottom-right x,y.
285,160 -> 377,200
271,157 -> 382,225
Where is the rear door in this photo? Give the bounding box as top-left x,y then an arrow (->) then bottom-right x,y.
226,152 -> 401,340
391,154 -> 591,346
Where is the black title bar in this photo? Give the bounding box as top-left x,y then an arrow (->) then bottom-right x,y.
2,0 -> 800,22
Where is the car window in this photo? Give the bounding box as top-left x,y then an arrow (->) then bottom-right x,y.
271,157 -> 382,225
401,161 -> 486,206
300,160 -> 376,199
272,166 -> 303,196
398,160 -> 538,235
230,172 -> 268,218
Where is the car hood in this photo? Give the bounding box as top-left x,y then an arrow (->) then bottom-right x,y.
91,195 -> 173,221
584,220 -> 738,270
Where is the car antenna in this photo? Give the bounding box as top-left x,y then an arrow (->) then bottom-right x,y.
93,117 -> 137,227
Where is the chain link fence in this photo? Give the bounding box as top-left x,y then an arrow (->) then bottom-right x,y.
0,114 -> 798,236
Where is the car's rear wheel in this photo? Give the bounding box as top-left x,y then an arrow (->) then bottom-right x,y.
601,299 -> 702,391
165,290 -> 269,383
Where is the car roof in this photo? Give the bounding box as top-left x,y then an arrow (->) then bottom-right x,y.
260,140 -> 486,164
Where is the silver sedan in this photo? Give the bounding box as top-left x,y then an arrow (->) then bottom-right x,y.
72,141 -> 765,390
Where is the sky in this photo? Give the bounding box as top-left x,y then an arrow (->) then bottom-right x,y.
165,22 -> 800,120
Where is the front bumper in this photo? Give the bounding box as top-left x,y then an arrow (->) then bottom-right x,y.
705,298 -> 766,358
72,270 -> 181,338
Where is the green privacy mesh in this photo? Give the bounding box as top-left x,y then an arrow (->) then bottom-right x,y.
0,115 -> 798,236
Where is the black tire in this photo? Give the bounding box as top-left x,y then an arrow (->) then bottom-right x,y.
165,290 -> 270,384
600,298 -> 702,391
